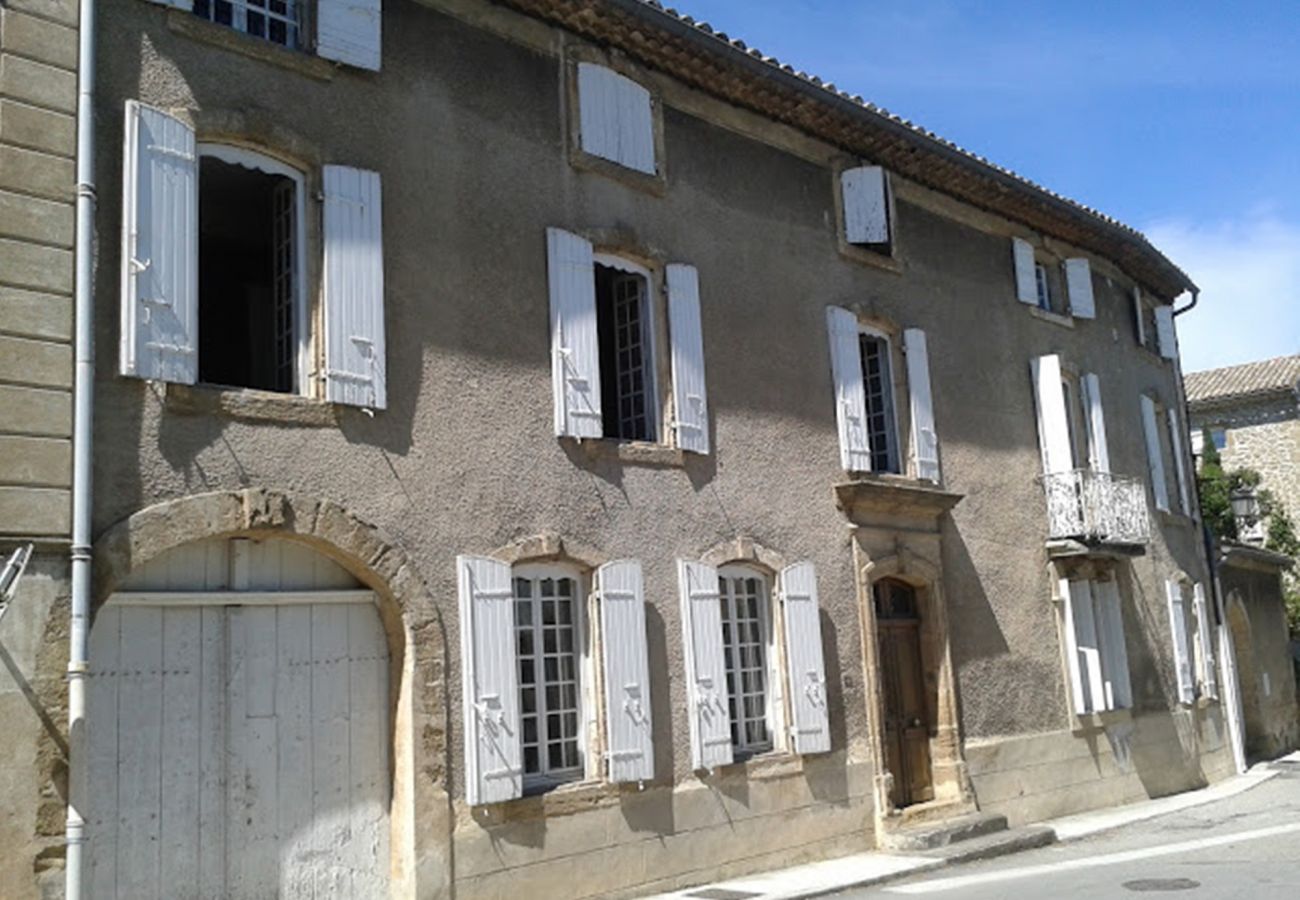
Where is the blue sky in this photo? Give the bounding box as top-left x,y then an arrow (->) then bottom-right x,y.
676,0 -> 1300,372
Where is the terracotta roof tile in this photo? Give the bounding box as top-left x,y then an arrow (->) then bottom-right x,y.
1185,355 -> 1300,404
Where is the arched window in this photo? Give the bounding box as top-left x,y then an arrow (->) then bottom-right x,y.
873,578 -> 918,621
717,565 -> 777,756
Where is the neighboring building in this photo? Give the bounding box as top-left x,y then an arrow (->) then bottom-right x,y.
0,0 -> 80,896
1,2 -> 1239,898
1187,354 -> 1300,530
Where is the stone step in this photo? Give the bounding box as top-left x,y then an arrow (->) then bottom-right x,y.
879,812 -> 1009,852
919,824 -> 1058,864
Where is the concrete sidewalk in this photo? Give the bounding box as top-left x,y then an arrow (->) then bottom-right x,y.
641,758 -> 1290,900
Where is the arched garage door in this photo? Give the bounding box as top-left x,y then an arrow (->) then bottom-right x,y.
85,538 -> 391,899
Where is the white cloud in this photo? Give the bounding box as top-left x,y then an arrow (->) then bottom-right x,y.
1144,214 -> 1300,373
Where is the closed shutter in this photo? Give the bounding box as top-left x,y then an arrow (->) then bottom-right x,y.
1167,407 -> 1191,514
667,264 -> 710,454
119,101 -> 199,385
322,166 -> 386,409
1012,237 -> 1038,305
1140,395 -> 1170,512
826,306 -> 872,472
1030,355 -> 1073,475
778,562 -> 831,754
1132,287 -> 1146,347
1092,579 -> 1133,710
1193,583 -> 1218,699
1165,580 -> 1196,705
597,560 -> 654,783
1155,305 -> 1178,360
903,328 -> 940,483
547,228 -> 602,438
457,555 -> 522,805
316,0 -> 382,72
1062,579 -> 1106,714
841,166 -> 890,245
1064,258 -> 1096,318
1080,373 -> 1111,473
677,559 -> 733,771
577,63 -> 655,174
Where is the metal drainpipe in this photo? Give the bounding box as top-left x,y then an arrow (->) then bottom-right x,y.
66,0 -> 98,894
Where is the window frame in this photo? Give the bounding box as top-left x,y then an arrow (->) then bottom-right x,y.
195,143 -> 311,397
191,0 -> 307,51
1059,575 -> 1132,717
716,564 -> 785,759
592,252 -> 662,444
857,324 -> 903,476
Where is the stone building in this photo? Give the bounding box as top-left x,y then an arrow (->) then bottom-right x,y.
1,1 -> 1240,898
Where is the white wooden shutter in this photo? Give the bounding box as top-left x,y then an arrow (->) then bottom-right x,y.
1064,258 -> 1096,318
1132,287 -> 1146,347
547,228 -> 602,439
841,166 -> 890,245
322,165 -> 386,409
1030,355 -> 1073,475
577,63 -> 655,175
119,101 -> 199,384
667,264 -> 710,454
1165,580 -> 1196,705
1062,579 -> 1106,714
778,562 -> 830,754
826,306 -> 871,472
1167,407 -> 1191,514
1012,238 -> 1038,305
1092,579 -> 1132,710
1155,305 -> 1178,360
597,560 -> 654,783
1080,373 -> 1111,473
457,555 -> 522,805
1193,583 -> 1218,699
316,0 -> 382,72
677,559 -> 733,771
1140,395 -> 1170,512
903,328 -> 940,483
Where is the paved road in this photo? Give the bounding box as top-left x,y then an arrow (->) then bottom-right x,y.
841,758 -> 1300,900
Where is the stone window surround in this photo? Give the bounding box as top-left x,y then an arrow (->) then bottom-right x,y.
1049,557 -> 1136,732
166,7 -> 335,82
830,159 -> 903,274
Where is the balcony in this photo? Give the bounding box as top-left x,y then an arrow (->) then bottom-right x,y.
1041,469 -> 1150,547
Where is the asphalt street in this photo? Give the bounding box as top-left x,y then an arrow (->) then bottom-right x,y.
840,758 -> 1300,900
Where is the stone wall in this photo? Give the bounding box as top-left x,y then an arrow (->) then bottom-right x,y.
1192,394 -> 1300,524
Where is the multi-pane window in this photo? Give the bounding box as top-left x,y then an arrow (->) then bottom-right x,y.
718,569 -> 773,755
514,571 -> 583,785
194,0 -> 302,48
596,261 -> 656,442
1034,263 -> 1052,311
859,332 -> 900,473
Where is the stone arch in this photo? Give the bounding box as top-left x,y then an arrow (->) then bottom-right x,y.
91,488 -> 450,899
699,535 -> 790,573
488,531 -> 608,571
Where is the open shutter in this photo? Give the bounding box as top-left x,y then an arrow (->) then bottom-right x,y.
1155,305 -> 1178,360
1030,355 -> 1073,475
1093,579 -> 1132,710
119,101 -> 198,384
667,264 -> 710,454
1140,395 -> 1170,512
826,307 -> 871,472
1193,583 -> 1218,699
1012,238 -> 1038,305
1167,407 -> 1191,514
903,328 -> 940,483
841,166 -> 890,245
322,166 -> 386,409
1132,287 -> 1146,347
1062,579 -> 1105,714
1165,580 -> 1196,705
779,562 -> 830,754
677,560 -> 733,771
597,560 -> 654,783
577,63 -> 655,174
317,0 -> 382,72
1080,373 -> 1111,473
547,228 -> 602,439
457,556 -> 522,805
1064,258 -> 1096,318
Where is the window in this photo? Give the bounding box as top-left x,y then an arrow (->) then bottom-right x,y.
193,0 -> 302,48
840,165 -> 893,254
1140,394 -> 1184,514
1060,375 -> 1089,471
513,567 -> 587,787
576,63 -> 656,175
1210,427 -> 1227,451
1165,580 -> 1216,703
1134,289 -> 1161,354
595,258 -> 656,442
1060,576 -> 1132,715
1034,262 -> 1052,311
859,331 -> 900,474
718,567 -> 776,756
1012,239 -> 1096,319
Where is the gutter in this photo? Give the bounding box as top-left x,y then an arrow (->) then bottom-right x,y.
1173,287 -> 1199,317
66,0 -> 98,894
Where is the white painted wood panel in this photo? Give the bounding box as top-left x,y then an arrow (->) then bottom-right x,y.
1155,305 -> 1178,360
159,608 -> 202,891
678,559 -> 733,771
577,62 -> 656,173
1080,373 -> 1111,473
841,166 -> 890,245
1030,354 -> 1073,476
1064,258 -> 1096,318
116,606 -> 164,898
1012,237 -> 1038,305
1140,395 -> 1170,512
903,328 -> 940,483
317,0 -> 382,72
779,562 -> 831,754
275,604 -> 314,899
667,263 -> 710,454
547,228 -> 603,439
197,606 -> 226,900
597,560 -> 655,783
826,306 -> 871,472
1166,580 -> 1196,704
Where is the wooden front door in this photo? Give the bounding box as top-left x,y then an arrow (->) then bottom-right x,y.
875,579 -> 933,808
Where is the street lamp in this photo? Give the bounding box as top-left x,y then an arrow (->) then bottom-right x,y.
1230,487 -> 1263,544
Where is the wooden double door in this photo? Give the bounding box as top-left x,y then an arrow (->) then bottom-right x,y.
875,579 -> 934,809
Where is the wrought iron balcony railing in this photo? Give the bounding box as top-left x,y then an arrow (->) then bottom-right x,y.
1041,469 -> 1150,546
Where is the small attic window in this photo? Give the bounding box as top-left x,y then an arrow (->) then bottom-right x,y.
841,165 -> 892,253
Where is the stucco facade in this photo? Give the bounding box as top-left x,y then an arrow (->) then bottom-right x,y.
0,1 -> 1240,898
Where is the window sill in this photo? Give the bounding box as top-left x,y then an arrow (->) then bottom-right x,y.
837,240 -> 903,275
1070,707 -> 1133,734
162,382 -> 338,427
569,148 -> 667,198
470,778 -> 641,823
569,438 -> 687,467
167,10 -> 335,82
1027,305 -> 1075,328
705,751 -> 805,781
